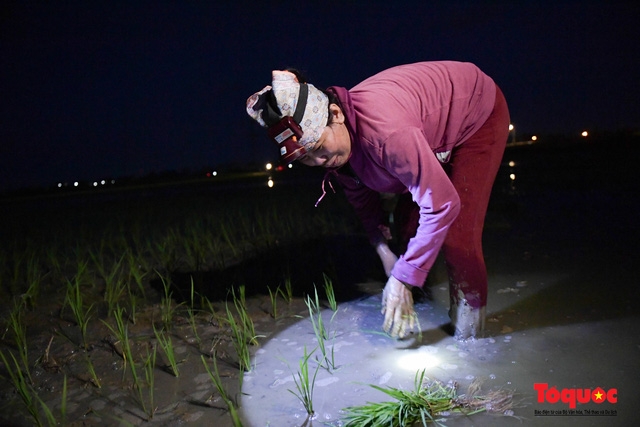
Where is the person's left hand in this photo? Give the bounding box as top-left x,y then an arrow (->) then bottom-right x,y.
381,276 -> 416,338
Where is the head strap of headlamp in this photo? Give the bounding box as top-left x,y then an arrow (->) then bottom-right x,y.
260,83 -> 309,128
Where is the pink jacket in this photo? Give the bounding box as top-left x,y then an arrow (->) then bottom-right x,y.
327,61 -> 496,287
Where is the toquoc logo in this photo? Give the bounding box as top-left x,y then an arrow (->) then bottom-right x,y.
534,383 -> 618,409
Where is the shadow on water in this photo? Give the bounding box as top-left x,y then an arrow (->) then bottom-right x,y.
150,234 -> 383,305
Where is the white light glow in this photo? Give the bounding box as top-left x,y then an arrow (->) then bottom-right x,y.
288,164 -> 293,169
267,178 -> 274,188
510,173 -> 516,181
508,124 -> 514,131
74,182 -> 79,187
397,352 -> 440,371
212,171 -> 218,176
508,161 -> 515,167
581,131 -> 589,137
531,135 -> 538,141
266,163 -> 273,171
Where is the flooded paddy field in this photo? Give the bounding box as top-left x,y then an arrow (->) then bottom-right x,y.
1,134 -> 639,426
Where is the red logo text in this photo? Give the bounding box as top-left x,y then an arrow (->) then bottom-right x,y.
534,383 -> 617,409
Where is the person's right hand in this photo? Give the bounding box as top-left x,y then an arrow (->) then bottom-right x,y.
381,275 -> 416,338
375,242 -> 398,277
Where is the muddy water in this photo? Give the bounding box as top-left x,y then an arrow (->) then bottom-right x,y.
2,138 -> 638,426
240,139 -> 640,426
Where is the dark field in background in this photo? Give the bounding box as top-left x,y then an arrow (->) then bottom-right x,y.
2,133 -> 638,304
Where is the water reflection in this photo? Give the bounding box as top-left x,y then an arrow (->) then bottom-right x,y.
508,160 -> 517,193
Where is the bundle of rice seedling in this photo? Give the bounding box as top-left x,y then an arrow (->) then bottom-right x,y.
342,370 -> 514,427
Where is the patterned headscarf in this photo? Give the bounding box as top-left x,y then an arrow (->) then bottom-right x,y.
246,70 -> 329,151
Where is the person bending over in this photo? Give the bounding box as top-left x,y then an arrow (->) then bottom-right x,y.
246,61 -> 509,340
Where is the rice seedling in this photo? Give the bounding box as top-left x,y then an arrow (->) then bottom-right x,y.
45,246 -> 64,285
0,349 -> 55,426
231,286 -> 257,345
183,219 -> 209,272
267,285 -> 279,319
201,295 -> 221,326
104,278 -> 129,316
142,344 -> 157,419
59,375 -> 68,425
100,306 -> 127,368
126,289 -> 139,325
186,277 -> 201,346
154,230 -> 181,273
153,324 -> 179,377
305,286 -> 328,340
125,250 -> 148,300
100,254 -> 128,318
102,306 -> 148,417
235,285 -> 247,310
323,273 -> 337,312
286,346 -> 320,416
341,370 -> 514,426
6,300 -> 32,382
217,286 -> 263,375
85,353 -> 102,388
219,221 -> 239,259
224,303 -> 252,373
64,276 -> 94,350
306,285 -> 339,371
157,272 -> 180,330
200,354 -> 242,427
251,205 -> 279,248
278,276 -> 294,303
22,254 -> 45,310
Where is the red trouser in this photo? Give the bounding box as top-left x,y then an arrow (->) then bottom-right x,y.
395,85 -> 510,309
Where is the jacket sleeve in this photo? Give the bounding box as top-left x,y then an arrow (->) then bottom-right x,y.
334,171 -> 388,246
383,126 -> 461,287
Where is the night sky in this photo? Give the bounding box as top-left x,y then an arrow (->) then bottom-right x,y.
1,1 -> 638,192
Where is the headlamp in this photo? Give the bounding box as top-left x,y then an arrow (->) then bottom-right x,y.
267,116 -> 306,163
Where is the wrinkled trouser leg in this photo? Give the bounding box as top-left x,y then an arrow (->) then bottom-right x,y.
443,85 -> 510,339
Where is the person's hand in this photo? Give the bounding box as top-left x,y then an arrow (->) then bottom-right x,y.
381,275 -> 416,338
375,242 -> 398,277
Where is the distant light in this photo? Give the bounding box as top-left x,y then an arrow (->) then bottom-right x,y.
508,160 -> 515,167
266,163 -> 273,171
74,182 -> 79,187
111,180 -> 116,184
510,173 -> 516,181
509,124 -> 514,131
212,171 -> 218,176
267,178 -> 274,188
397,352 -> 440,371
101,180 -> 106,185
93,182 -> 98,187
531,135 -> 538,141
581,131 -> 589,137
58,183 -> 62,188
287,164 -> 293,169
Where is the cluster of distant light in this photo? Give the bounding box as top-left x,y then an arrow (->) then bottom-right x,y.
509,123 -> 590,143
57,179 -> 116,189
53,162 -> 301,191
265,162 -> 293,172
265,162 -> 294,188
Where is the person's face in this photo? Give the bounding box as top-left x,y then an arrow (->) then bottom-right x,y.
297,104 -> 351,168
